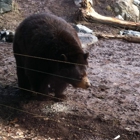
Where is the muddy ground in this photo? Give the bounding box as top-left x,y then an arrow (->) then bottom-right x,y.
0,0 -> 140,140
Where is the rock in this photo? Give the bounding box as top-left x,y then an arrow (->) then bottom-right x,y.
0,29 -> 14,42
74,0 -> 93,7
112,0 -> 139,22
72,24 -> 98,49
5,30 -> 15,42
0,0 -> 12,14
78,32 -> 98,49
74,24 -> 93,34
133,0 -> 140,6
120,30 -> 140,37
114,135 -> 121,140
15,124 -> 19,127
74,0 -> 82,7
115,15 -> 124,20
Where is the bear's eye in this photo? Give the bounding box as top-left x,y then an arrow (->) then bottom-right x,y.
79,73 -> 84,80
79,76 -> 82,80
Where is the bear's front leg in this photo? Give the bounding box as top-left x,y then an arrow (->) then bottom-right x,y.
53,79 -> 68,101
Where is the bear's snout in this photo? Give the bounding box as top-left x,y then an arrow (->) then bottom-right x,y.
75,75 -> 91,89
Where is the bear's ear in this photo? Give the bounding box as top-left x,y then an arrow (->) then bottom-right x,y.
84,52 -> 89,60
61,54 -> 67,61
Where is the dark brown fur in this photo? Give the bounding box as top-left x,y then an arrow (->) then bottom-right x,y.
13,13 -> 90,100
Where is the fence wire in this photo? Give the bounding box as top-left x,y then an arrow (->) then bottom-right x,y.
13,85 -> 88,110
14,52 -> 140,76
14,53 -> 87,66
17,65 -> 81,82
0,78 -> 112,140
0,102 -> 111,139
0,50 -> 139,139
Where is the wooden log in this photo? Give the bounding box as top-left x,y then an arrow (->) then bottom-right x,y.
79,0 -> 140,31
95,32 -> 140,43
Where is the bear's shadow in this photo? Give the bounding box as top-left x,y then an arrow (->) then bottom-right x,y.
0,83 -> 80,139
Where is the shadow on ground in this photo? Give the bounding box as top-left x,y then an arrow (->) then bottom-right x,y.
0,84 -> 139,140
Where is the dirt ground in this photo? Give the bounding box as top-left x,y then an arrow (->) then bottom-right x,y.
0,0 -> 140,139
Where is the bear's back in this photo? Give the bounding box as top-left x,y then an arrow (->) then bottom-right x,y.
14,13 -> 83,58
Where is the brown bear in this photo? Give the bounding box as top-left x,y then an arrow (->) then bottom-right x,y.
13,13 -> 90,100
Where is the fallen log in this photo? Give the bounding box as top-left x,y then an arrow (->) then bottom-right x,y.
95,32 -> 140,43
79,0 -> 140,31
